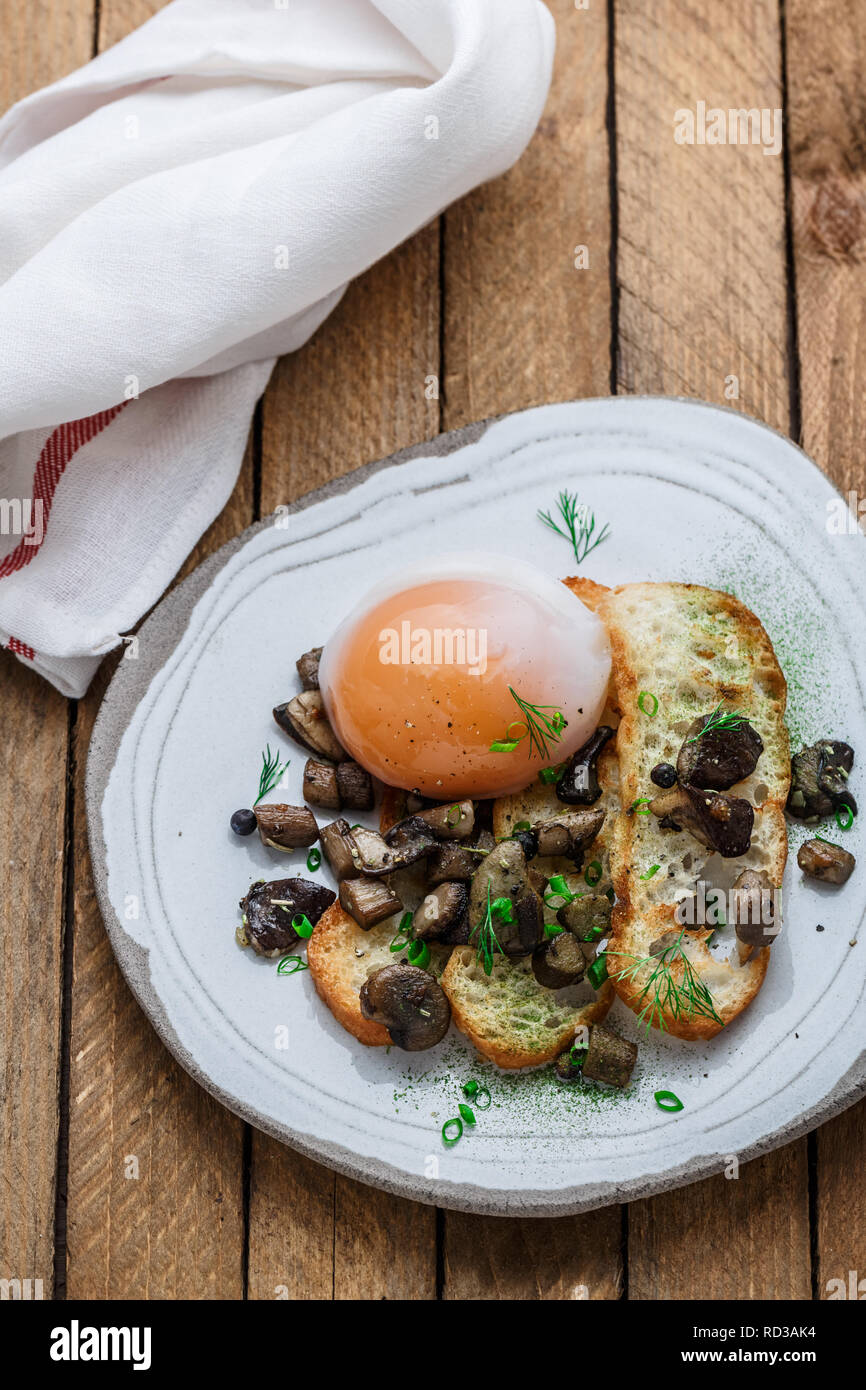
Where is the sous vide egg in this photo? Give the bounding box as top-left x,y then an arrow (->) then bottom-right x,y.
318,554 -> 611,799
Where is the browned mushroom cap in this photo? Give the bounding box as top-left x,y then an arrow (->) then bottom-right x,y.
677,714 -> 763,790
359,964 -> 451,1051
426,839 -> 484,885
533,807 -> 605,860
556,726 -> 615,806
730,869 -> 780,946
468,839 -> 544,956
582,1024 -> 638,1088
787,740 -> 857,821
556,893 -> 611,962
797,838 -> 855,885
382,815 -> 439,867
239,878 -> 336,957
412,882 -> 468,941
650,783 -> 754,858
532,929 -> 587,989
273,690 -> 346,761
254,803 -> 319,851
339,877 -> 403,930
415,800 -> 475,840
296,646 -> 323,691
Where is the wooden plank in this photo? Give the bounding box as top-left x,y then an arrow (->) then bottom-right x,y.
62,0 -> 249,1300
440,0 -> 622,1299
249,228 -> 440,1301
0,0 -> 94,1305
785,0 -> 866,1299
615,0 -> 810,1298
65,455 -> 254,1299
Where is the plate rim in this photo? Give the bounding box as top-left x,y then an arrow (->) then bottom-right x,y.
86,395 -> 866,1217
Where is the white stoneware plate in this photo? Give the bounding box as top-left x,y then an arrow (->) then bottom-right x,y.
87,398 -> 866,1216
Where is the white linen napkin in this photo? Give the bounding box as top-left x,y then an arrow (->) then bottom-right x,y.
0,0 -> 553,696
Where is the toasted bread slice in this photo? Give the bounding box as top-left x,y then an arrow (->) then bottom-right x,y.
440,948 -> 614,1069
307,901 -> 449,1046
596,582 -> 789,1039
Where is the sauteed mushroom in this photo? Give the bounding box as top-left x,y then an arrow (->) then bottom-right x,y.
412,882 -> 469,942
787,740 -> 857,821
582,1024 -> 638,1089
359,963 -> 451,1050
415,800 -> 475,840
339,877 -> 403,929
677,713 -> 763,790
556,893 -> 611,960
650,783 -> 754,858
296,646 -> 323,691
254,803 -> 319,851
556,726 -> 615,806
730,869 -> 779,947
797,838 -> 855,885
238,878 -> 335,957
273,690 -> 345,761
319,818 -> 356,881
532,928 -> 587,989
335,761 -> 374,811
468,840 -> 544,956
533,807 -> 605,860
303,759 -> 341,809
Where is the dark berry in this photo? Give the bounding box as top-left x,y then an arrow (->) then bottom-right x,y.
650,762 -> 677,789
514,828 -> 539,860
231,808 -> 257,836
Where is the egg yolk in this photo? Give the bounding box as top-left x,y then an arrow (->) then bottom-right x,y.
319,577 -> 610,799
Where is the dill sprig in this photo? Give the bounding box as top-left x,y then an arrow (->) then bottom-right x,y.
254,744 -> 290,805
685,703 -> 748,745
489,686 -> 567,762
538,489 -> 611,566
606,929 -> 723,1034
469,885 -> 510,976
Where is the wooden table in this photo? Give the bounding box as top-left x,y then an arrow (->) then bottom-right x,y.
2,0 -> 864,1301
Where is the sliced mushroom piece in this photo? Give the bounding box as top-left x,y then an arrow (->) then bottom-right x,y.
468,839 -> 544,956
335,761 -> 374,811
302,759 -> 341,809
254,803 -> 319,851
532,929 -> 587,989
676,713 -> 764,790
787,739 -> 857,821
556,893 -> 611,961
359,963 -> 451,1050
553,1048 -> 585,1082
239,878 -> 336,957
382,814 -> 439,867
348,825 -> 401,875
426,839 -> 483,886
650,783 -> 754,858
296,645 -> 323,691
416,800 -> 475,840
319,818 -> 357,881
339,877 -> 403,930
581,1024 -> 638,1089
797,838 -> 855,885
533,807 -> 606,860
412,882 -> 469,942
730,869 -> 780,946
556,725 -> 615,806
273,690 -> 346,762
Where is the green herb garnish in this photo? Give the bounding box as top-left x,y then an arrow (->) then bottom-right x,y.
458,1103 -> 476,1126
469,886 -> 510,975
637,690 -> 659,717
277,956 -> 308,976
306,848 -> 321,872
442,1117 -> 463,1146
292,913 -> 314,939
639,864 -> 661,880
538,489 -> 611,566
389,911 -> 414,953
685,703 -> 747,745
607,929 -> 723,1034
490,687 -> 567,762
654,1090 -> 684,1112
255,744 -> 290,805
407,938 -> 430,970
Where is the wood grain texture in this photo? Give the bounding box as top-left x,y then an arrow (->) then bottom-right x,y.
785,0 -> 866,1299
440,0 -> 622,1300
616,0 -> 790,430
0,658 -> 70,1297
64,457 -> 254,1299
249,230 -> 441,1301
615,0 -> 810,1299
0,0 -> 94,1304
442,0 -> 612,426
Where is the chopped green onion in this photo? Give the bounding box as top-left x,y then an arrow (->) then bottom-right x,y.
640,864 -> 661,881
631,797 -> 652,816
407,938 -> 430,970
458,1103 -> 476,1125
569,1044 -> 588,1065
306,847 -> 321,872
638,690 -> 659,718
513,820 -> 531,833
389,911 -> 414,952
474,1086 -> 492,1110
446,803 -> 462,827
490,896 -> 515,922
654,1090 -> 684,1113
584,860 -> 602,888
490,739 -> 521,753
463,1079 -> 480,1098
539,762 -> 566,785
544,922 -> 565,938
442,1117 -> 463,1146
836,803 -> 855,832
277,956 -> 308,975
587,955 -> 608,989
292,913 -> 314,939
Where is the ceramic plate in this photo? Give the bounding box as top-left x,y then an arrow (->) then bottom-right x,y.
87,398 -> 866,1216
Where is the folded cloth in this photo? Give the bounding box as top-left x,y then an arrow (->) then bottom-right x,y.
0,0 -> 553,697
